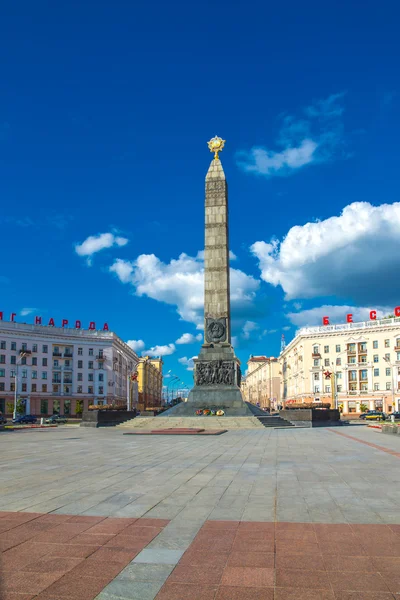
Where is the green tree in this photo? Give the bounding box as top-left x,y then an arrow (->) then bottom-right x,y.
359,403 -> 368,413
75,399 -> 83,416
16,399 -> 25,415
6,402 -> 14,414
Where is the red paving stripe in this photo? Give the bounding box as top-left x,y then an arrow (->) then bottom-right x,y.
0,512 -> 170,600
329,428 -> 400,457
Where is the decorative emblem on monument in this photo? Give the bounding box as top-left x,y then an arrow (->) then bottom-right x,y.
207,135 -> 226,159
205,318 -> 227,343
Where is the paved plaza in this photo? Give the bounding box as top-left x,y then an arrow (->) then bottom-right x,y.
1,425 -> 400,599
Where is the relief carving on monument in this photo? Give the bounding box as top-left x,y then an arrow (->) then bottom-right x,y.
195,360 -> 235,386
205,318 -> 227,343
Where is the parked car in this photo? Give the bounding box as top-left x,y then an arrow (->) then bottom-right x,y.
12,415 -> 38,424
362,411 -> 387,421
45,415 -> 68,424
0,414 -> 7,425
390,411 -> 400,420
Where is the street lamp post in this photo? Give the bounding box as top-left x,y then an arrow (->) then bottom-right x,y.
167,376 -> 179,404
116,350 -> 134,411
383,356 -> 396,412
13,352 -> 27,420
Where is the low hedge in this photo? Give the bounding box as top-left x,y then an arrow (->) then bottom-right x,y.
88,404 -> 128,411
286,403 -> 331,410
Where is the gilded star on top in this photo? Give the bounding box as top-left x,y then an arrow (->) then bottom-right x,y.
207,136 -> 226,159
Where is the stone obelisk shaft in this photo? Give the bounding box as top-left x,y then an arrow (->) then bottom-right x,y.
204,158 -> 231,344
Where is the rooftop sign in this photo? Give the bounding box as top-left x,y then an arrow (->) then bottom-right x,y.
0,312 -> 109,331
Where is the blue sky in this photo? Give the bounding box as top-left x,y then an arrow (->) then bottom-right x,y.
1,0 -> 400,387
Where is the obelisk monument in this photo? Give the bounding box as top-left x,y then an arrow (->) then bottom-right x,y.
166,137 -> 252,416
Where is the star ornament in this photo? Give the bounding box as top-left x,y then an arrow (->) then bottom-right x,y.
207,135 -> 226,159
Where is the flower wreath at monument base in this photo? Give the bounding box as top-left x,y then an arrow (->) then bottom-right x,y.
195,409 -> 225,416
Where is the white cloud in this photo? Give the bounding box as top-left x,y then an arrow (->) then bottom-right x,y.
76,232 -> 128,265
143,343 -> 176,357
287,305 -> 392,328
242,320 -> 259,340
20,308 -> 37,316
178,356 -> 197,371
109,251 -> 259,329
175,333 -> 203,345
126,339 -> 145,353
251,201 -> 400,305
237,92 -> 346,177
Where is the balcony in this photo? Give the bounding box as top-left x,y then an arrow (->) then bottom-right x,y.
312,353 -> 321,358
64,353 -> 73,359
96,355 -> 105,361
347,350 -> 356,355
52,379 -> 62,384
53,352 -> 62,357
19,349 -> 32,355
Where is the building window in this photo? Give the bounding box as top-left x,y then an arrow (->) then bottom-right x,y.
88,373 -> 94,382
10,355 -> 16,365
314,386 -> 320,393
397,338 -> 400,348
335,357 -> 341,366
88,361 -> 93,369
325,385 -> 331,393
348,343 -> 356,353
324,346 -> 329,353
385,353 -> 390,361
21,356 -> 27,365
21,383 -> 27,392
374,383 -> 379,391
360,383 -> 368,391
78,348 -> 83,355
349,370 -> 357,381
88,386 -> 94,394
98,373 -> 104,382
385,339 -> 390,348
0,355 -> 5,364
0,383 -> 4,391
77,373 -> 83,381
323,359 -> 329,366
42,384 -> 47,392
397,352 -> 400,362
0,369 -> 4,377
64,360 -> 71,368
77,385 -> 82,393
11,342 -> 16,351
336,372 -> 342,379
40,400 -> 48,414
10,382 -> 15,392
374,368 -> 379,377
99,386 -> 104,394
10,369 -> 15,377
313,345 -> 319,354
42,358 -> 47,367
313,373 -> 319,380
31,384 -> 37,392
349,357 -> 356,364
386,368 -> 391,376
0,341 -> 5,350
89,348 -> 93,356
22,369 -> 27,378
335,345 -> 341,352
337,385 -> 342,392
360,370 -> 368,381
42,345 -> 48,353
386,382 -> 391,390
373,340 -> 378,349
373,355 -> 379,363
42,372 -> 47,380
53,360 -> 59,367
313,359 -> 320,367
32,357 -> 37,366
78,360 -> 83,369
32,344 -> 37,352
32,371 -> 37,379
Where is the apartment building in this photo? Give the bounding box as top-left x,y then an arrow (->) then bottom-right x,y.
137,356 -> 163,411
280,316 -> 400,414
242,356 -> 281,410
0,320 -> 139,416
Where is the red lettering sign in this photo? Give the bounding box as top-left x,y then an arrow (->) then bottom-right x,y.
370,310 -> 377,320
10,313 -> 16,322
346,314 -> 353,323
0,312 -> 3,321
323,316 -> 329,325
48,318 -> 55,326
89,322 -> 96,330
62,319 -> 68,328
75,320 -> 81,329
395,307 -> 400,317
35,316 -> 42,324
0,311 -> 110,330
103,322 -> 109,331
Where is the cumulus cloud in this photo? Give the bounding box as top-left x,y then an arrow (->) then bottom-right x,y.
287,305 -> 393,328
143,343 -> 176,357
126,339 -> 145,353
20,308 -> 37,316
237,92 -> 346,177
251,201 -> 400,305
242,321 -> 259,340
175,333 -> 203,345
76,232 -> 128,265
178,356 -> 196,371
109,251 -> 260,329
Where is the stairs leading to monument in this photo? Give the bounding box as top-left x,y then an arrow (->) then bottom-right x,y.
117,416 -> 264,430
245,403 -> 294,428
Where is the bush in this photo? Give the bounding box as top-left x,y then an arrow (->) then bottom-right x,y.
285,403 -> 331,410
88,403 -> 128,411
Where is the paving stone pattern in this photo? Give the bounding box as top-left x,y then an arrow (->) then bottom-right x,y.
1,425 -> 400,598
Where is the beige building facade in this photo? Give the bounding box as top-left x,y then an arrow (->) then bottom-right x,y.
242,356 -> 281,410
280,317 -> 400,414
